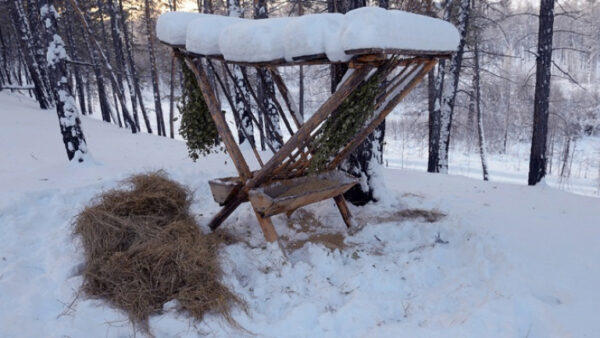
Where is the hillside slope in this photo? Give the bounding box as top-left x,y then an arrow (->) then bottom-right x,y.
0,92 -> 598,337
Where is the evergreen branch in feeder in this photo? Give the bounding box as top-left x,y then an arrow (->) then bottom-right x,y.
309,69 -> 388,173
178,60 -> 221,161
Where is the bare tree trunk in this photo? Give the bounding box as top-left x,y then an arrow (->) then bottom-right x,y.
42,1 -> 89,162
85,32 -> 112,123
254,0 -> 283,150
107,0 -> 135,130
203,0 -> 213,13
85,77 -> 94,116
96,0 -> 122,125
528,0 -> 556,185
466,89 -> 475,151
560,135 -> 570,179
433,0 -> 471,173
427,0 -> 452,173
120,0 -> 152,133
297,0 -> 305,119
27,0 -> 54,105
473,37 -> 489,181
548,126 -> 555,174
67,0 -> 138,132
112,89 -> 123,127
64,7 -> 87,115
168,0 -> 177,138
144,0 -> 166,136
0,25 -> 13,86
10,0 -> 51,109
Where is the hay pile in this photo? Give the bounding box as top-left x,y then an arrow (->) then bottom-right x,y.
74,172 -> 242,330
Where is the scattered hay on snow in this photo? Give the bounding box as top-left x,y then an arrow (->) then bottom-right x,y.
73,171 -> 243,332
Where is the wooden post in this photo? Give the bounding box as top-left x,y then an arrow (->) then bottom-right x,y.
334,195 -> 353,228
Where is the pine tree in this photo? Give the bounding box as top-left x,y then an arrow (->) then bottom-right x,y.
429,0 -> 471,173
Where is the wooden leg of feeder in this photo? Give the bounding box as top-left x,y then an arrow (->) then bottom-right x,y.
334,195 -> 353,229
285,208 -> 297,218
254,211 -> 278,242
208,198 -> 244,230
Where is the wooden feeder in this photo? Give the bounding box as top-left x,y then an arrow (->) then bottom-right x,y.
157,10 -> 457,242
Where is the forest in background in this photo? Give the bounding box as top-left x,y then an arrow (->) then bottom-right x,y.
1,0 -> 599,193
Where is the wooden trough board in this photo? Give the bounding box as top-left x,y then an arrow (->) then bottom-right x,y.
248,171 -> 358,218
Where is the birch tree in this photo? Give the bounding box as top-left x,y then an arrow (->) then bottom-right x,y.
473,35 -> 489,181
42,1 -> 89,162
429,0 -> 471,173
10,0 -> 52,109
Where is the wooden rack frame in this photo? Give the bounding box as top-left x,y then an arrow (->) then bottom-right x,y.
165,43 -> 445,242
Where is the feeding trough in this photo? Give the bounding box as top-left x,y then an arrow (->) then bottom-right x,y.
157,8 -> 459,242
248,171 -> 358,217
208,176 -> 243,205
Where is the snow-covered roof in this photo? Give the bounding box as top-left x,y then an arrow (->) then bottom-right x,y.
157,7 -> 460,64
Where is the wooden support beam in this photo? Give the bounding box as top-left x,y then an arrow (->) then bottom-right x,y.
246,66 -> 372,189
334,195 -> 353,228
254,211 -> 278,242
374,61 -> 421,111
188,56 -> 279,242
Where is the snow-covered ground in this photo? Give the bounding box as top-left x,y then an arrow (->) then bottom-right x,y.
385,138 -> 600,198
1,91 -> 599,337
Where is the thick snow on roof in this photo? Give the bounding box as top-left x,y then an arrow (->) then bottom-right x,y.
187,15 -> 245,55
156,7 -> 460,63
156,12 -> 203,46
